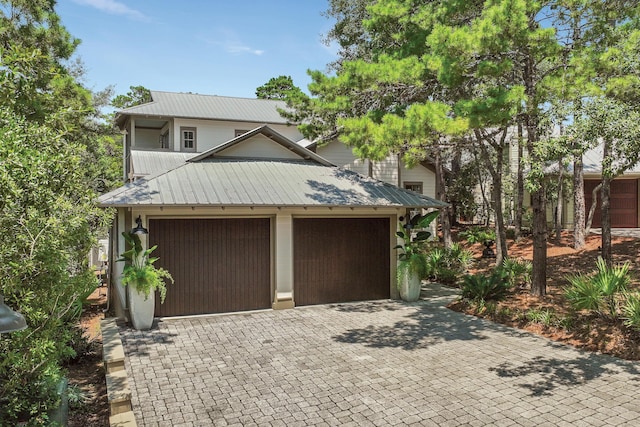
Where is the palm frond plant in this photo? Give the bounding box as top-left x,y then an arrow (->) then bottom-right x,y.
622,292 -> 640,331
461,270 -> 510,302
395,211 -> 439,301
565,257 -> 630,318
118,232 -> 174,303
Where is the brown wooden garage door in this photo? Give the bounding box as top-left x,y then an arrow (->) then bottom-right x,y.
293,218 -> 390,306
149,218 -> 271,316
584,179 -> 638,228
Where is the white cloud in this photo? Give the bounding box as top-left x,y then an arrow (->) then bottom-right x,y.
72,0 -> 149,22
225,44 -> 264,56
201,29 -> 265,56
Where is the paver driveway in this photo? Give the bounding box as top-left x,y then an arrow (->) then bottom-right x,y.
120,285 -> 640,426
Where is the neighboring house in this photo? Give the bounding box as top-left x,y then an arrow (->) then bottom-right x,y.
581,146 -> 640,228
301,138 -> 437,199
101,91 -> 445,319
504,139 -> 640,229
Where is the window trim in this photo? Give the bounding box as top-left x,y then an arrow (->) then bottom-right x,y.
181,127 -> 197,152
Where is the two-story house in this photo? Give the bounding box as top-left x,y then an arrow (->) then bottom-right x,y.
100,90 -> 444,320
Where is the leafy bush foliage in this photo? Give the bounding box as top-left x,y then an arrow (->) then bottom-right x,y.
461,270 -> 511,302
63,325 -> 99,364
459,226 -> 496,244
498,258 -> 532,287
0,110 -> 110,424
565,257 -> 630,318
425,243 -> 473,285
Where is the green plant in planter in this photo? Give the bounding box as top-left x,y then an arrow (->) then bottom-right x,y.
118,232 -> 174,303
395,211 -> 440,280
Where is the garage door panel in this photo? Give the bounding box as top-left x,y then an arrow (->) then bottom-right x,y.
294,218 -> 390,306
149,218 -> 271,316
584,179 -> 637,228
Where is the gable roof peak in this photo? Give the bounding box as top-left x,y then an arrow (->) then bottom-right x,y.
188,125 -> 334,166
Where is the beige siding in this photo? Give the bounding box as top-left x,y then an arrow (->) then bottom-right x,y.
219,135 -> 302,160
173,118 -> 304,152
316,140 -> 369,175
373,156 -> 399,185
400,160 -> 436,198
134,128 -> 161,149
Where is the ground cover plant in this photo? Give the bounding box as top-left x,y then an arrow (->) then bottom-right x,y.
448,228 -> 640,360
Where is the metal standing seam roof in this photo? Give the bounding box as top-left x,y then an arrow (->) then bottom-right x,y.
583,145 -> 640,175
130,150 -> 197,177
115,91 -> 291,125
98,159 -> 447,209
543,145 -> 640,176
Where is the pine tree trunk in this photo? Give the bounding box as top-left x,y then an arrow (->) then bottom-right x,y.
514,122 -> 525,240
555,161 -> 563,244
435,151 -> 452,248
492,152 -> 508,265
450,149 -> 462,226
585,183 -> 602,234
573,154 -> 586,249
530,187 -> 548,296
524,46 -> 546,297
601,176 -> 612,268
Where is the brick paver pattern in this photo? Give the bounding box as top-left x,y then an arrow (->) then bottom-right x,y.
120,285 -> 640,426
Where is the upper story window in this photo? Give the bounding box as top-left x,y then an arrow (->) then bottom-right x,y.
404,182 -> 423,194
234,129 -> 249,137
181,127 -> 196,152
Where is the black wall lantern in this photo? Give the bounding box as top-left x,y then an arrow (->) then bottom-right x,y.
131,215 -> 148,235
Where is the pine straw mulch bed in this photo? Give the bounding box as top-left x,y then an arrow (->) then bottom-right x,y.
66,288 -> 109,427
446,231 -> 640,360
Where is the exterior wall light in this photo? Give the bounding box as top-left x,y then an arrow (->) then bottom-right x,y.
131,215 -> 148,235
0,295 -> 27,334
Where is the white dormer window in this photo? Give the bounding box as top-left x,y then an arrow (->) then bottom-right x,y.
181,127 -> 196,152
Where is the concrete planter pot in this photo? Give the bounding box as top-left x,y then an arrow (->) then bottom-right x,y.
128,286 -> 155,330
398,270 -> 422,302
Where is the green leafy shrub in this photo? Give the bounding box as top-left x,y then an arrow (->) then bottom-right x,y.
565,257 -> 630,318
425,243 -> 473,285
461,270 -> 511,302
63,325 -> 98,364
498,258 -> 532,287
67,384 -> 88,410
0,110 -> 111,424
459,226 -> 496,245
622,293 -> 640,331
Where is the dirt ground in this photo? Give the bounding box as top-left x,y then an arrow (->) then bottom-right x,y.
449,230 -> 640,360
66,287 -> 109,427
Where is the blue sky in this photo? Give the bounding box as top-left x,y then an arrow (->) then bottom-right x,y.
57,0 -> 338,98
